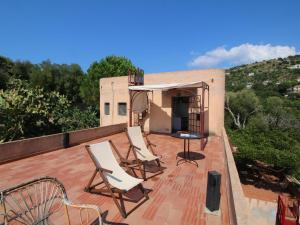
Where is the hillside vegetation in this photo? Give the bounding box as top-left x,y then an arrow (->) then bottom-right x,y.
225,55 -> 300,179
226,55 -> 300,97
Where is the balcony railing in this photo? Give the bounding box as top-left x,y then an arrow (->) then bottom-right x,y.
128,68 -> 144,86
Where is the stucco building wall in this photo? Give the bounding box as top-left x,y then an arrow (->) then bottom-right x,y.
100,69 -> 225,136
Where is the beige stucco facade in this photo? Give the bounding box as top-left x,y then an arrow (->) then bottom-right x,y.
100,69 -> 225,136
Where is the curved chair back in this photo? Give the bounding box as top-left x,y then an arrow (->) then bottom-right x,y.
0,176 -> 102,225
0,177 -> 66,225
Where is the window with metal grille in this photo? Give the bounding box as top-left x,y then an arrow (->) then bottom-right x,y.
118,102 -> 127,116
104,102 -> 110,115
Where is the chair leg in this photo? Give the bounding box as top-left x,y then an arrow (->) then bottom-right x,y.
119,193 -> 127,218
107,191 -> 127,218
64,204 -> 71,225
84,169 -> 97,192
133,159 -> 145,181
156,159 -> 161,168
131,168 -> 138,177
138,183 -> 149,200
96,170 -> 127,218
126,146 -> 132,160
143,162 -> 147,181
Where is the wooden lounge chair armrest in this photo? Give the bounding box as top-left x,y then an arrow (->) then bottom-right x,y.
152,153 -> 163,159
132,145 -> 141,151
143,133 -> 149,139
63,199 -> 103,224
145,136 -> 158,156
144,135 -> 156,147
147,141 -> 156,147
97,167 -> 113,174
120,158 -> 136,164
142,131 -> 151,136
125,163 -> 140,168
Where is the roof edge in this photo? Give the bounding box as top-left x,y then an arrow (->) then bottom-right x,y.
100,68 -> 225,81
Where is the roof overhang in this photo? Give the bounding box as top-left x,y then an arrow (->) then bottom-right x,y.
128,81 -> 208,91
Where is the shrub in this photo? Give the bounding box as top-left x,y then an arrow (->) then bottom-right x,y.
230,128 -> 300,175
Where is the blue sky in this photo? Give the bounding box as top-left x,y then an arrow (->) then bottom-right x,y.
0,0 -> 299,73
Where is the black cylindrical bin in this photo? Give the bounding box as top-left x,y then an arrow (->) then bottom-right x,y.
206,170 -> 221,211
63,133 -> 69,148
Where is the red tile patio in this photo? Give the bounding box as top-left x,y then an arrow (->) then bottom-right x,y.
0,133 -> 229,225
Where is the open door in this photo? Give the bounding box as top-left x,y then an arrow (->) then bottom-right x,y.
171,96 -> 189,133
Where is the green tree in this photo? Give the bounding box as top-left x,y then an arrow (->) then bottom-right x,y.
0,79 -> 70,142
29,60 -> 55,91
0,56 -> 14,90
53,64 -> 84,103
79,76 -> 98,107
29,60 -> 84,104
12,60 -> 35,80
80,55 -> 138,107
230,128 -> 300,176
58,107 -> 99,132
246,114 -> 269,132
225,89 -> 261,129
264,96 -> 285,128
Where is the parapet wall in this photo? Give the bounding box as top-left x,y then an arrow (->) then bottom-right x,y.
222,127 -> 249,225
0,123 -> 127,164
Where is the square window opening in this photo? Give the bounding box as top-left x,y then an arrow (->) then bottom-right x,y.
118,103 -> 127,116
104,103 -> 110,115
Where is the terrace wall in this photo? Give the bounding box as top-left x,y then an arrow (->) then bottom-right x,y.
0,123 -> 127,164
222,127 -> 249,225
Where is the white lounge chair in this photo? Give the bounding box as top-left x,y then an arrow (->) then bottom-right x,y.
125,126 -> 163,180
85,140 -> 148,218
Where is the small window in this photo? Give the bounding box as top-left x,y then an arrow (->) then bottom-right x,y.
104,103 -> 110,115
118,102 -> 127,116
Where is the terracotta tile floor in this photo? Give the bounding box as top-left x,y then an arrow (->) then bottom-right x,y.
0,133 -> 229,225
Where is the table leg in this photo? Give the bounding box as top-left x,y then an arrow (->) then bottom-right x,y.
187,139 -> 190,159
176,138 -> 198,167
184,139 -> 186,158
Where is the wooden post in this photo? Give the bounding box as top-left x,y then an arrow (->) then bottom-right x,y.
129,91 -> 132,127
201,84 -> 205,150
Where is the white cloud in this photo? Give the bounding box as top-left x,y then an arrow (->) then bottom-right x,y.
189,43 -> 297,68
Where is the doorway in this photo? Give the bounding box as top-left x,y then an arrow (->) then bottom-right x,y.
171,96 -> 189,133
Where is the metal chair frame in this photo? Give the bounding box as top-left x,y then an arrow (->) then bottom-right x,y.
0,176 -> 102,225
